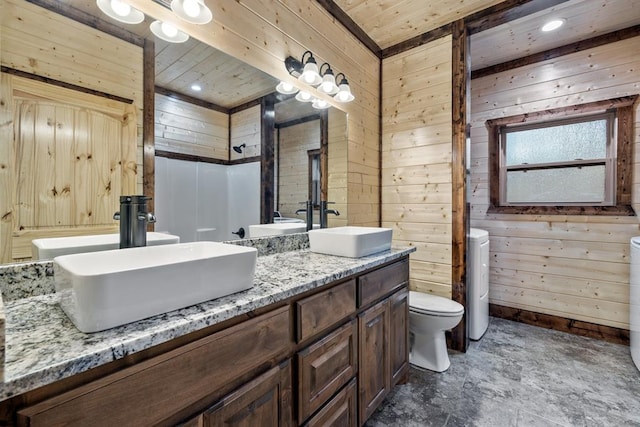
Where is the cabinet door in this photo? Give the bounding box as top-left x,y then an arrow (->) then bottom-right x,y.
298,320 -> 358,423
358,300 -> 390,425
303,378 -> 357,427
203,361 -> 293,427
389,289 -> 409,386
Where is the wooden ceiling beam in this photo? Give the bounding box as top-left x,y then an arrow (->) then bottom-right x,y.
472,24 -> 640,79
315,0 -> 382,58
465,0 -> 570,35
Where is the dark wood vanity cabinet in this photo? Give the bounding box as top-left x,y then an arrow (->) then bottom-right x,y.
10,256 -> 409,427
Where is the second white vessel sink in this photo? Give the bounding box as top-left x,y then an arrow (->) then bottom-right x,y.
32,232 -> 179,260
308,226 -> 393,258
54,241 -> 257,332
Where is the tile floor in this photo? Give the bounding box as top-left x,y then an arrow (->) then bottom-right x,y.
365,317 -> 640,427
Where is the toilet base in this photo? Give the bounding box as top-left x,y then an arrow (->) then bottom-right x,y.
409,330 -> 451,372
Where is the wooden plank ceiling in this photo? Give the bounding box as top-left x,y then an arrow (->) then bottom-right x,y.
58,0 -> 640,107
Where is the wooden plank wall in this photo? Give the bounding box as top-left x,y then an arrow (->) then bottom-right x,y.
277,120 -> 320,218
128,0 -> 380,227
230,105 -> 261,161
382,36 -> 454,298
328,108 -> 348,227
2,0 -> 143,191
155,93 -> 229,160
470,36 -> 640,330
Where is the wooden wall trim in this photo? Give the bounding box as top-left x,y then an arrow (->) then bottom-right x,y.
472,25 -> 640,79
143,39 -> 155,222
464,0 -> 570,35
229,97 -> 264,115
381,23 -> 452,59
275,114 -> 321,129
490,304 -> 630,346
450,19 -> 469,353
155,150 -> 227,165
261,96 -> 276,224
320,111 -> 329,202
155,86 -> 229,114
26,0 -> 144,47
0,66 -> 134,104
315,0 -> 381,57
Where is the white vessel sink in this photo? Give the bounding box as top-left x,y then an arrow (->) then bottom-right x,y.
249,223 -> 307,238
54,242 -> 257,332
273,217 -> 305,224
308,226 -> 393,258
32,232 -> 180,260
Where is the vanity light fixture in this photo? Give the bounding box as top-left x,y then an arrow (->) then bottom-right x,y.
276,81 -> 299,95
150,20 -> 189,43
299,51 -> 323,86
334,73 -> 354,103
312,98 -> 330,110
541,18 -> 565,32
171,0 -> 212,25
318,63 -> 339,95
96,0 -> 144,24
295,91 -> 313,103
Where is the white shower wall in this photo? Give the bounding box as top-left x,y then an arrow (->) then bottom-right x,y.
155,157 -> 260,243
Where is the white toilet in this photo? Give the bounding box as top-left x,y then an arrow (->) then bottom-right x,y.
409,291 -> 464,372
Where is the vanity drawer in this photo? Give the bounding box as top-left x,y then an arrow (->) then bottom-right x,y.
296,279 -> 356,343
358,258 -> 409,307
18,307 -> 292,427
298,320 -> 358,424
302,378 -> 357,427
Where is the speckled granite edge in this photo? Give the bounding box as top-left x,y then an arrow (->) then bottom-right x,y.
224,233 -> 309,256
0,261 -> 55,302
0,247 -> 414,401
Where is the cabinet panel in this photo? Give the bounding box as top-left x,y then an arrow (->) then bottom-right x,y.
297,279 -> 356,343
18,307 -> 291,427
358,300 -> 390,424
303,378 -> 357,427
358,258 -> 408,307
298,320 -> 357,423
389,289 -> 409,386
203,361 -> 292,427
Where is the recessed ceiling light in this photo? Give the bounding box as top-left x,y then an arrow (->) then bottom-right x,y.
191,84 -> 202,91
541,19 -> 565,32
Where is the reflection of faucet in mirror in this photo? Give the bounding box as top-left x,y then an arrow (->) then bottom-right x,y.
295,201 -> 314,231
113,196 -> 156,249
320,201 -> 340,229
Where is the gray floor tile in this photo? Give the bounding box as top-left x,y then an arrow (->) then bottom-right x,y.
366,317 -> 640,427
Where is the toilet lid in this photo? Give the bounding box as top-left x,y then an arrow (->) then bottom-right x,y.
409,291 -> 464,316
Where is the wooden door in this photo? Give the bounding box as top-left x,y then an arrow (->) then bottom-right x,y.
358,300 -> 390,425
389,289 -> 409,386
203,361 -> 293,427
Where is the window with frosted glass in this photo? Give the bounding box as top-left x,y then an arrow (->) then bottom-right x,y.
500,113 -> 615,206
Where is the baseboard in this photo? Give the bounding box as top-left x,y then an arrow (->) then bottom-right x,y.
489,304 -> 630,346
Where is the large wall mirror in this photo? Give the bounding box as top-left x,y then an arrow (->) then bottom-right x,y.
0,0 -> 347,265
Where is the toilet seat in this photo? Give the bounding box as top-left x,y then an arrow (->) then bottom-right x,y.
409,291 -> 464,317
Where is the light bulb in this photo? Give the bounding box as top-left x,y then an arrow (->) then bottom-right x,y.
161,22 -> 179,38
316,100 -> 328,108
337,91 -> 349,102
299,91 -> 311,100
321,81 -> 333,93
281,82 -> 293,92
303,72 -> 316,84
110,0 -> 131,16
182,0 -> 201,18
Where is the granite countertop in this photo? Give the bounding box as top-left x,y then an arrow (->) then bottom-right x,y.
0,246 -> 414,402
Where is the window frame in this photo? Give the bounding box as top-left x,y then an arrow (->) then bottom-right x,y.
486,95 -> 637,215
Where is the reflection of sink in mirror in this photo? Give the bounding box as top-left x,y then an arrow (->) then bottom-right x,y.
54,242 -> 257,333
273,217 -> 305,224
32,232 -> 180,260
249,223 -> 306,238
308,226 -> 393,258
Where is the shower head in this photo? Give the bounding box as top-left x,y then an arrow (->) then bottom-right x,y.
232,143 -> 246,154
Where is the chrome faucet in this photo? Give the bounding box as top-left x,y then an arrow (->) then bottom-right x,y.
319,201 -> 340,229
113,195 -> 156,249
295,201 -> 314,231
